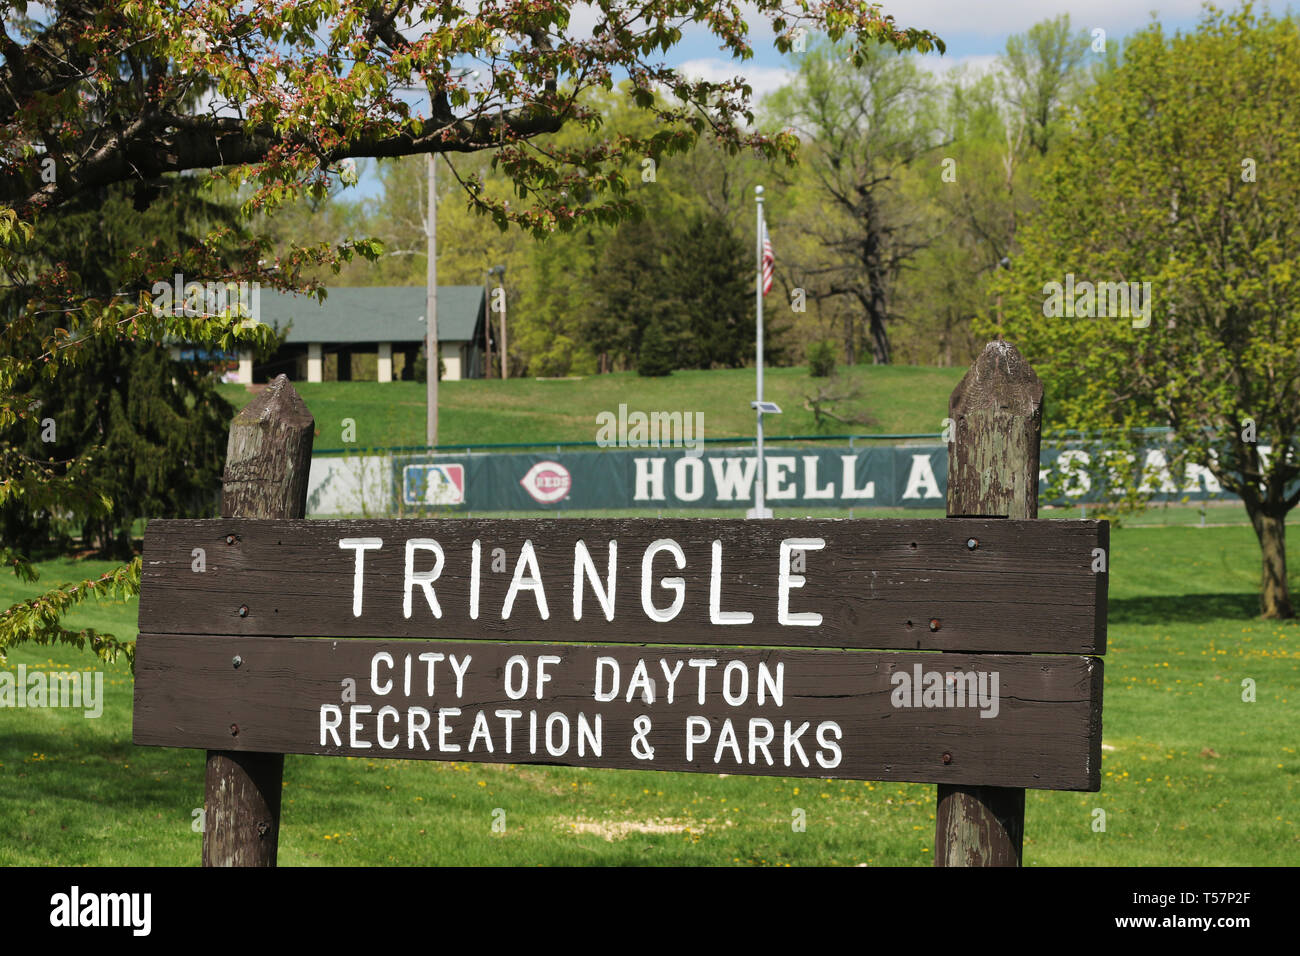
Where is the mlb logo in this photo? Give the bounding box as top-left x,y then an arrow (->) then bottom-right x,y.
403,463 -> 466,506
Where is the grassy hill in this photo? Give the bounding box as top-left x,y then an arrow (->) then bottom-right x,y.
216,364 -> 964,450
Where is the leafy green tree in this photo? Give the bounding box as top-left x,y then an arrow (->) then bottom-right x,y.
593,207 -> 772,374
0,0 -> 943,663
892,65 -> 1035,365
750,149 -> 854,368
512,225 -> 600,377
1002,13 -> 1093,157
807,340 -> 837,377
410,345 -> 445,383
985,4 -> 1300,618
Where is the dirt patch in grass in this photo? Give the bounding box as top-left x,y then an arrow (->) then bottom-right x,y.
562,816 -> 732,841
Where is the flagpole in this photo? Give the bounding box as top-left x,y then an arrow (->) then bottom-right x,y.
753,185 -> 767,519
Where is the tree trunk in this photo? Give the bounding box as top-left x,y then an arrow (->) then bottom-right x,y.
1247,502 -> 1294,619
868,311 -> 891,365
113,526 -> 131,561
862,200 -> 891,366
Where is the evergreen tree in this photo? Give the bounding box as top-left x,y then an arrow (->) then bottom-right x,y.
592,218 -> 666,370
636,311 -> 681,377
670,212 -> 753,368
411,345 -> 445,383
1,179 -> 241,558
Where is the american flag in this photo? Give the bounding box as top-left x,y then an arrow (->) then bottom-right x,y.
761,217 -> 774,296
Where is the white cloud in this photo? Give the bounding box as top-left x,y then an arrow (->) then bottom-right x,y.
873,0 -> 1208,36
674,59 -> 795,103
920,53 -> 1002,80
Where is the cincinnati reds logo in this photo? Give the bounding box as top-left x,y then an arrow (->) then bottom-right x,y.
520,461 -> 571,504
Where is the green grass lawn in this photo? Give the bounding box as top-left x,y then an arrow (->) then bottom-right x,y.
2,521 -> 1296,866
342,500 -> 1257,527
216,364 -> 964,449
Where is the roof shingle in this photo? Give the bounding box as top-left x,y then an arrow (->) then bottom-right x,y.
258,286 -> 485,344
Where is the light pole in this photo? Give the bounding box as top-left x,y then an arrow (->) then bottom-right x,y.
395,70 -> 477,449
488,264 -> 507,380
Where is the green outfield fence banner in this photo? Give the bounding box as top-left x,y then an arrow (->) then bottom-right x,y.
385,443 -> 1238,512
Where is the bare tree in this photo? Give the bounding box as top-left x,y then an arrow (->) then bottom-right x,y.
766,39 -> 947,364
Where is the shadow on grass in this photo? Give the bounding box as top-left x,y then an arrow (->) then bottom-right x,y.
1107,592 -> 1261,625
0,729 -> 198,813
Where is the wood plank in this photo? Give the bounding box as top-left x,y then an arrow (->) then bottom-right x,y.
138,517 -> 1108,654
133,635 -> 1104,791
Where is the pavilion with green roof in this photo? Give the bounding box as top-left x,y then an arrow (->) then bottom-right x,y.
199,286 -> 490,383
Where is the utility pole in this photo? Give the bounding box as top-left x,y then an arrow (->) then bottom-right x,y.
483,273 -> 493,378
499,277 -> 508,381
425,153 -> 438,448
489,264 -> 507,380
395,69 -> 477,448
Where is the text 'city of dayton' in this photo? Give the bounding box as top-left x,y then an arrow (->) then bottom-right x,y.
336,535 -> 828,627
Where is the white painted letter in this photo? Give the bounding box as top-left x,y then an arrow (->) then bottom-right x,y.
594,657 -> 619,702
339,538 -> 382,617
503,540 -> 549,619
370,652 -> 394,696
779,538 -> 825,626
641,539 -> 686,622
710,540 -> 754,625
574,540 -> 617,621
403,538 -> 445,618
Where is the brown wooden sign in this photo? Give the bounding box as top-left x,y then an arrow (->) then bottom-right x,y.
130,346 -> 1108,866
139,517 -> 1107,653
134,636 -> 1103,791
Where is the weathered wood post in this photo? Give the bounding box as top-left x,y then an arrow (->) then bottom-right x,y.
937,339 -> 1043,867
203,374 -> 314,867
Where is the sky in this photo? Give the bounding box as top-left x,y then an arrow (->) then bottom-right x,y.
682,0 -> 1212,90
345,0 -> 1216,201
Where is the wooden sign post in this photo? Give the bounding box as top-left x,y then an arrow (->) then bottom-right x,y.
203,375 -> 313,866
937,340 -> 1048,867
134,345 -> 1106,866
